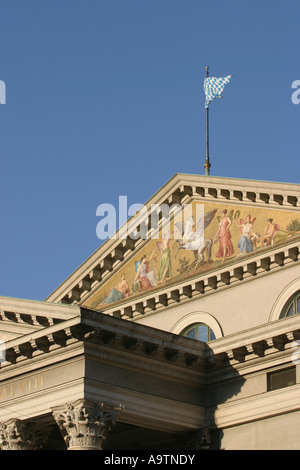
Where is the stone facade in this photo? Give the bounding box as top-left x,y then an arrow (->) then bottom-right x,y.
0,174 -> 300,450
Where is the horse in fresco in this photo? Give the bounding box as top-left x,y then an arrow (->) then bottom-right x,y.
173,209 -> 217,269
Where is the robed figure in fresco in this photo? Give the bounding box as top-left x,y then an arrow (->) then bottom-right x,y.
100,274 -> 130,305
157,237 -> 172,284
134,251 -> 157,291
214,210 -> 234,262
235,214 -> 259,255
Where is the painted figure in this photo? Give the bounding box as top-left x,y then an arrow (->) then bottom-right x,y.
134,251 -> 157,291
236,214 -> 259,255
214,210 -> 234,261
157,236 -> 172,284
101,274 -> 130,305
262,218 -> 280,246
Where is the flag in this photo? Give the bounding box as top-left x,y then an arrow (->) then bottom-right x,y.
204,75 -> 232,108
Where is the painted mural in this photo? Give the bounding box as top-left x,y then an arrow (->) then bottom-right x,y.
85,201 -> 300,310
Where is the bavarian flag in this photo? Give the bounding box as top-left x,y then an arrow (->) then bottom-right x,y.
204,75 -> 232,108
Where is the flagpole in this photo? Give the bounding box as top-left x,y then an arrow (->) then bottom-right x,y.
204,66 -> 211,176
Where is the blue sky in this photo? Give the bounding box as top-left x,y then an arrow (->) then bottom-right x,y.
0,0 -> 299,301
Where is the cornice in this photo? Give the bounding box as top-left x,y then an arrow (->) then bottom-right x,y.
0,308 -> 207,375
1,305 -> 300,380
0,297 -> 81,343
206,312 -> 300,369
45,174 -> 300,306
0,296 -> 80,323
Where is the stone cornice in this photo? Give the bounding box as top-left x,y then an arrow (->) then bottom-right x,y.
0,304 -> 300,377
207,312 -> 300,369
0,296 -> 80,324
45,174 -> 300,305
0,308 -> 206,373
0,297 -> 81,342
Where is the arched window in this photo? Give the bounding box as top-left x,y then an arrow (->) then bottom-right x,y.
280,290 -> 300,318
181,323 -> 216,342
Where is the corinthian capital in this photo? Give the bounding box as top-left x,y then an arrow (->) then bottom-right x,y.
0,419 -> 48,450
52,399 -> 124,450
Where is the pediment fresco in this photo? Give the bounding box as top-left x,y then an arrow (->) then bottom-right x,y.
84,201 -> 300,310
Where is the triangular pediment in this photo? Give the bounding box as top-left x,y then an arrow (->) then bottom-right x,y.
46,174 -> 300,316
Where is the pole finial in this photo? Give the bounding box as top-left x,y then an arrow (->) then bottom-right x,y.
204,159 -> 211,175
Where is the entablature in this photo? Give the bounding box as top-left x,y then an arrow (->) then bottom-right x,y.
1,304 -> 300,378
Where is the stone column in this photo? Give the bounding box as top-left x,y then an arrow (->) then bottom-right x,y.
52,399 -> 123,450
0,418 -> 48,450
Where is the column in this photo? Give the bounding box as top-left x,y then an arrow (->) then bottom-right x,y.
0,418 -> 48,450
52,399 -> 123,450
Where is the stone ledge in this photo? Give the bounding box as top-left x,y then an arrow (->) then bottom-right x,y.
211,383 -> 300,429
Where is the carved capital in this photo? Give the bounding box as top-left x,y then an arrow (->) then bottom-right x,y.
176,427 -> 212,450
0,419 -> 48,450
52,399 -> 123,450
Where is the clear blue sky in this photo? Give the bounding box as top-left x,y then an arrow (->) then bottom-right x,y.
0,0 -> 299,301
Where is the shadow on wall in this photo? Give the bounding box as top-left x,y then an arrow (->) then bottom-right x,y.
203,344 -> 246,450
103,344 -> 246,451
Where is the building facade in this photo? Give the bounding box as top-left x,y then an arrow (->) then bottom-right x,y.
0,174 -> 300,450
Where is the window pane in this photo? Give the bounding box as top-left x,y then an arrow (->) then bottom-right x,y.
186,328 -> 196,340
181,323 -> 216,343
286,303 -> 295,317
209,329 -> 216,341
197,325 -> 209,342
297,296 -> 300,314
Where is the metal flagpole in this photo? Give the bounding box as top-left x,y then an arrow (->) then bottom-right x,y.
204,66 -> 211,176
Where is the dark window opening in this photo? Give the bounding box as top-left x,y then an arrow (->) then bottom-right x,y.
267,366 -> 296,391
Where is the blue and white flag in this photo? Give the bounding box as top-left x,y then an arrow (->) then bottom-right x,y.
204,75 -> 232,109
